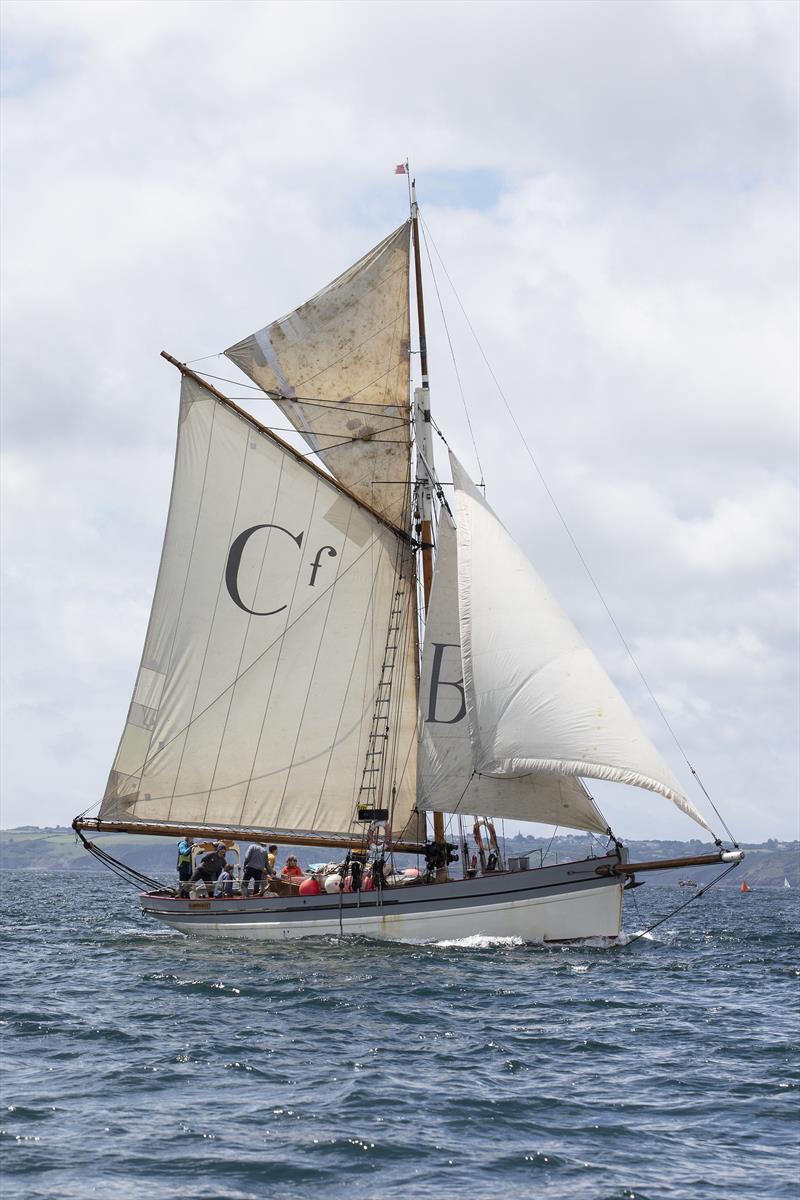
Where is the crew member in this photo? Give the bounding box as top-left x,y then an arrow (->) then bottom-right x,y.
242,842 -> 267,896
189,843 -> 228,896
214,860 -> 235,898
176,837 -> 193,897
281,855 -> 303,880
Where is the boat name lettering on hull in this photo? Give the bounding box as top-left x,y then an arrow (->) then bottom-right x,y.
225,524 -> 339,615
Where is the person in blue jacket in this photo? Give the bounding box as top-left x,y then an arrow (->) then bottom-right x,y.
176,837 -> 193,897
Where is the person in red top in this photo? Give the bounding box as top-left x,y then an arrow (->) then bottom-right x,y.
281,855 -> 303,880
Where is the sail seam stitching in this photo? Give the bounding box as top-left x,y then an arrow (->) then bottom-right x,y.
110,537 -> 392,802
210,455 -> 287,826
178,418 -> 252,825
272,480 -> 349,831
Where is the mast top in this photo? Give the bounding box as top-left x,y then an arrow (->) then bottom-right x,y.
410,180 -> 429,391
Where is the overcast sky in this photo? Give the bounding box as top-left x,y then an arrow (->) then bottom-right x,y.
2,0 -> 798,843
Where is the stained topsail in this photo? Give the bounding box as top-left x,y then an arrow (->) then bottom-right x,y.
418,518 -> 609,834
101,377 -> 419,840
225,224 -> 411,529
450,454 -> 713,833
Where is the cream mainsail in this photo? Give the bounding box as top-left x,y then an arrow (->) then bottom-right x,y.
101,376 -> 419,840
225,224 -> 411,529
448,453 -> 713,833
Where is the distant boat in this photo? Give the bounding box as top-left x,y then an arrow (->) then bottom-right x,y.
785,878 -> 792,890
679,878 -> 698,887
740,881 -> 752,894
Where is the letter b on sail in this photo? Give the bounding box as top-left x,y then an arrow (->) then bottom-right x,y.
225,524 -> 304,616
427,642 -> 466,724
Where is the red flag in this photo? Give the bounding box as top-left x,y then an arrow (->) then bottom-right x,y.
394,163 -> 407,175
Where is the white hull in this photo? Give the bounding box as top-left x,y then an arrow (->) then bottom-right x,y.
140,855 -> 626,943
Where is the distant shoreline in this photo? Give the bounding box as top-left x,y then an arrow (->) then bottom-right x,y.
2,827 -> 797,889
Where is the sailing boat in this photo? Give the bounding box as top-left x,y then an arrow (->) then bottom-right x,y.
741,881 -> 752,894
784,878 -> 792,889
73,182 -> 743,941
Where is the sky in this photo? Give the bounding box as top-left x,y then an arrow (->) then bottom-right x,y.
1,0 -> 798,844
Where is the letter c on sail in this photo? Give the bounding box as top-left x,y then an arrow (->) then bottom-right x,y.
225,524 -> 304,616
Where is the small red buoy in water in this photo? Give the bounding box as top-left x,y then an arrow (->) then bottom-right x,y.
299,877 -> 321,896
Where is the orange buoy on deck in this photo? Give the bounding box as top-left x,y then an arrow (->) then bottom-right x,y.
299,877 -> 321,896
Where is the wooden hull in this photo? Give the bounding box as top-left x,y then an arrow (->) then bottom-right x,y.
139,853 -> 626,943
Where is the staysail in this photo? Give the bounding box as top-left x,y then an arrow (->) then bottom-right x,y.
225,224 -> 411,529
444,453 -> 713,833
101,376 -> 419,840
418,517 -> 610,834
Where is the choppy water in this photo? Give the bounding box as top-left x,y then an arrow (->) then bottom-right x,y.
2,870 -> 798,1200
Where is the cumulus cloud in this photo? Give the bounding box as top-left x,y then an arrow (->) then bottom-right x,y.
1,0 -> 797,841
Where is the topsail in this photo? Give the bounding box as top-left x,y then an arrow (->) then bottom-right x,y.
225,224 -> 411,529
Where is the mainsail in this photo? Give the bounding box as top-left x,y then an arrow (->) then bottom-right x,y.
101,376 -> 419,841
448,454 -> 712,833
225,224 -> 411,529
418,518 -> 609,834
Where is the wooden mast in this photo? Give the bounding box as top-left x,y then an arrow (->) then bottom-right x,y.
410,177 -> 446,851
410,181 -> 434,609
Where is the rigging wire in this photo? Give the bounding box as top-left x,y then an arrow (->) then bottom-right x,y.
418,219 -> 485,487
624,861 -> 741,946
183,372 -> 412,415
191,369 -> 264,391
74,827 -> 174,895
185,352 -> 226,366
541,826 -> 560,866
420,217 -> 738,848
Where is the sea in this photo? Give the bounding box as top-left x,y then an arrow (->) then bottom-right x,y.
2,870 -> 798,1200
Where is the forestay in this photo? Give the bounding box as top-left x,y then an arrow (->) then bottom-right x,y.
418,518 -> 610,834
225,224 -> 411,529
101,377 -> 419,840
450,454 -> 713,833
